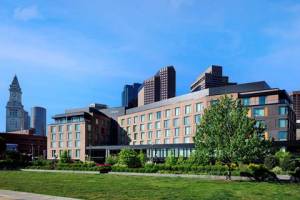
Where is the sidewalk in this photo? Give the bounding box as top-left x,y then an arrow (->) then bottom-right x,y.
22,169 -> 99,174
0,189 -> 79,200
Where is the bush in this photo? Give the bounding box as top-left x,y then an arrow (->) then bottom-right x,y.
60,150 -> 72,163
176,156 -> 186,165
271,166 -> 283,174
105,155 -> 118,165
118,149 -> 141,168
242,164 -> 278,182
264,155 -> 277,170
275,150 -> 292,171
165,154 -> 177,166
138,151 -> 146,167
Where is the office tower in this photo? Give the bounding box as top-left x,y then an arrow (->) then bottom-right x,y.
6,75 -> 25,132
140,66 -> 176,106
121,83 -> 142,108
31,107 -> 47,136
23,110 -> 30,130
190,65 -> 236,92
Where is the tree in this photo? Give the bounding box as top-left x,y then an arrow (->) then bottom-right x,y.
60,150 -> 71,163
118,149 -> 141,168
194,96 -> 271,179
138,151 -> 146,167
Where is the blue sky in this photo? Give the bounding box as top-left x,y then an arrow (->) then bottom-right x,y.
1,0 -> 300,131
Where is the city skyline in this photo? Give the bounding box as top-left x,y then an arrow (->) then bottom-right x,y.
1,0 -> 300,131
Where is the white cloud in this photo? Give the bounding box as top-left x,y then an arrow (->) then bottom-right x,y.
14,5 -> 40,21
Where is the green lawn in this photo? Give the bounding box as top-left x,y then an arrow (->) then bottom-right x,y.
0,171 -> 299,200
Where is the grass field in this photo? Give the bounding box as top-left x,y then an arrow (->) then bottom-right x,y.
0,171 -> 299,200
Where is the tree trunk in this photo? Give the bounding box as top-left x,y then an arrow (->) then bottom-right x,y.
226,164 -> 232,180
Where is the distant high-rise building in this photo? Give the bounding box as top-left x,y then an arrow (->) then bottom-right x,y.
190,65 -> 236,92
121,83 -> 142,108
23,110 -> 30,130
139,66 -> 176,106
31,107 -> 46,136
6,75 -> 26,132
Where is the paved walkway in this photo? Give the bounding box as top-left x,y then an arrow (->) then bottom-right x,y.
0,189 -> 79,200
22,169 -> 99,174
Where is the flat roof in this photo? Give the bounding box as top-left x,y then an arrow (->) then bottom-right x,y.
125,81 -> 271,115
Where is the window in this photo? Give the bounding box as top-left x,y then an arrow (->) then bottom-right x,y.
68,132 -> 72,140
140,141 -> 144,145
51,142 -> 56,148
148,131 -> 153,139
155,121 -> 161,129
184,137 -> 190,143
165,109 -> 171,118
75,149 -> 80,158
210,100 -> 219,105
133,125 -> 137,132
59,133 -> 63,140
75,124 -> 80,132
140,124 -> 145,131
67,141 -> 72,148
185,105 -> 191,114
174,138 -> 179,144
175,107 -> 180,116
51,126 -> 56,133
164,138 -> 170,144
279,106 -> 288,115
156,111 -> 161,120
126,127 -> 131,134
184,116 -> 190,126
75,140 -> 80,148
156,130 -> 161,138
147,140 -> 152,144
196,103 -> 203,112
185,126 -> 191,135
173,118 -> 179,127
121,119 -> 125,126
58,125 -> 63,132
134,116 -> 138,124
148,113 -> 153,121
165,129 -> 170,137
164,120 -> 170,128
253,108 -> 265,117
155,139 -> 160,144
242,98 -> 250,106
255,120 -> 266,128
195,115 -> 201,125
147,123 -> 153,130
134,133 -> 138,140
59,141 -> 63,148
141,115 -> 145,122
51,150 -> 56,158
174,128 -> 180,137
67,125 -> 72,132
141,132 -> 145,140
127,118 -> 131,125
76,132 -> 80,140
51,133 -> 56,141
67,150 -> 72,157
278,131 -> 287,141
278,119 -> 288,128
259,96 -> 266,105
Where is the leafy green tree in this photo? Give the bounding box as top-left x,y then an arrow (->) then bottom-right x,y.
195,96 -> 271,179
165,152 -> 177,166
138,151 -> 146,167
60,150 -> 71,163
275,150 -> 293,171
118,149 -> 141,168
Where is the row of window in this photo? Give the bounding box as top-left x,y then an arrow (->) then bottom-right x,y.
51,140 -> 81,148
121,103 -> 204,126
129,127 -> 192,141
51,149 -> 80,159
242,96 -> 267,106
131,136 -> 191,145
51,132 -> 80,141
253,106 -> 288,117
51,124 -> 81,133
54,116 -> 85,124
125,115 -> 201,133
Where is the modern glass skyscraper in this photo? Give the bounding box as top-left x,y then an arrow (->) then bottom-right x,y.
121,83 -> 142,108
31,107 -> 47,136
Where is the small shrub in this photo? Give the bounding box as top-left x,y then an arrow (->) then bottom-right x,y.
264,155 -> 277,170
165,154 -> 177,166
271,166 -> 283,174
138,151 -> 146,167
105,155 -> 118,165
118,149 -> 141,168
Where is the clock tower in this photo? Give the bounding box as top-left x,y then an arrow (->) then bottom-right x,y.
6,75 -> 25,132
